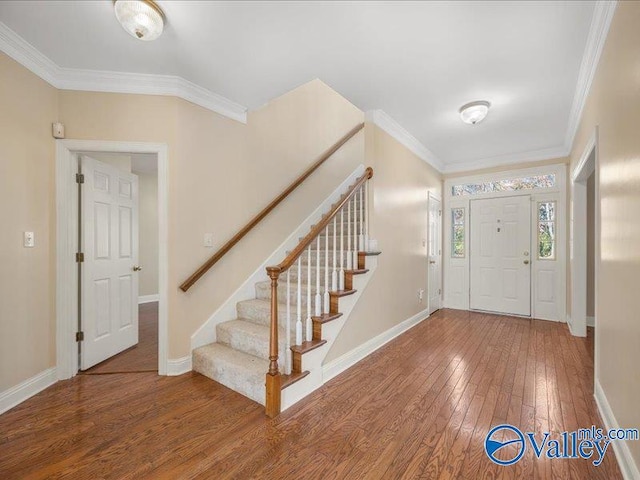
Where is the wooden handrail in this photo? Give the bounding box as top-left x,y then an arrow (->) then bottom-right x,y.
266,166 -> 374,277
179,122 -> 365,292
264,166 -> 374,417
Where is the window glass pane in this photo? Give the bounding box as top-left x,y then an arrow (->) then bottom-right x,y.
451,208 -> 465,258
452,173 -> 556,196
537,201 -> 556,260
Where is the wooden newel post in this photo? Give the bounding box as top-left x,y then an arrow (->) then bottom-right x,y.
265,267 -> 282,417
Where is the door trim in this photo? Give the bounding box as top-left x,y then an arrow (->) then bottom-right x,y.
55,139 -> 169,378
570,127 -> 599,339
427,192 -> 442,315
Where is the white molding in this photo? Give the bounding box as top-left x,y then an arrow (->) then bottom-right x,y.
564,1 -> 617,152
443,145 -> 568,175
56,140 -> 169,378
594,379 -> 640,480
366,110 -> 444,172
191,165 -> 366,350
166,356 -> 192,376
0,21 -> 247,123
0,368 -> 57,415
138,294 -> 159,304
322,309 -> 429,383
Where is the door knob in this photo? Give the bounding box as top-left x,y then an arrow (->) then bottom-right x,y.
523,260 -> 530,265
133,265 -> 142,272
429,260 -> 436,264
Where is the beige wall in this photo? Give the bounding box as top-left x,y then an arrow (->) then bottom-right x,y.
136,169 -> 159,297
569,1 -> 640,467
326,123 -> 442,362
0,53 -> 58,391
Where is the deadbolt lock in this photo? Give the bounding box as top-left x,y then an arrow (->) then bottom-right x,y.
524,251 -> 529,256
133,265 -> 142,272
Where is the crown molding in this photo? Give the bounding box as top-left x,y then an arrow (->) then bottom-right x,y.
0,21 -> 247,123
442,144 -> 569,175
366,109 -> 444,173
564,0 -> 617,152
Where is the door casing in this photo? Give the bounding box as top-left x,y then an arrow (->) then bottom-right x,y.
55,140 -> 168,379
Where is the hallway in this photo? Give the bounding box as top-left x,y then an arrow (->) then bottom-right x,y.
0,310 -> 621,479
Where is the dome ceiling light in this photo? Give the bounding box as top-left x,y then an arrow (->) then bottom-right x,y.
459,100 -> 491,125
114,0 -> 165,41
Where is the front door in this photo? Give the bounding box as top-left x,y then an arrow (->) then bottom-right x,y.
470,195 -> 531,316
80,155 -> 140,369
428,195 -> 442,314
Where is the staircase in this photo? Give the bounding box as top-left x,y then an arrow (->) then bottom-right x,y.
193,168 -> 380,414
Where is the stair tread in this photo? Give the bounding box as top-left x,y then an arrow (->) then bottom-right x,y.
330,289 -> 356,297
312,312 -> 343,324
281,371 -> 310,389
291,339 -> 327,354
193,343 -> 267,375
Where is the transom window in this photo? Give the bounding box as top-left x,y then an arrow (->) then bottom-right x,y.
451,174 -> 556,197
538,201 -> 556,260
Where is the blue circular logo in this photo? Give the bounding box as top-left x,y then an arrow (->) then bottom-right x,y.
484,424 -> 526,466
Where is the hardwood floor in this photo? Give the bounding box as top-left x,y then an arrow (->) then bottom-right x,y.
81,302 -> 158,374
0,309 -> 622,479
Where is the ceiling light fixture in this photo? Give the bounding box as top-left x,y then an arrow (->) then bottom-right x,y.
459,100 -> 491,125
114,0 -> 165,41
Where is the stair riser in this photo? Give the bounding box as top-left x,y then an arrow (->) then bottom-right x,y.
217,324 -> 289,368
313,222 -> 363,234
256,283 -> 328,308
237,301 -> 314,327
297,252 -> 359,266
299,235 -> 365,250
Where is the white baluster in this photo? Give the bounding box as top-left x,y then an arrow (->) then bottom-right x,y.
339,208 -> 345,290
346,194 -> 352,270
332,216 -> 338,292
324,225 -> 330,314
364,180 -> 370,251
352,193 -> 359,269
295,257 -> 302,345
285,269 -> 291,375
359,185 -> 364,251
306,248 -> 312,342
315,236 -> 322,316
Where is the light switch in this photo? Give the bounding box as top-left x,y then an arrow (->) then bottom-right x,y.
203,233 -> 214,248
24,231 -> 35,248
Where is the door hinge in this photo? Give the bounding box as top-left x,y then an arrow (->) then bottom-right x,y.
438,288 -> 442,295
76,252 -> 84,263
76,331 -> 84,342
76,173 -> 85,184
438,210 -> 442,217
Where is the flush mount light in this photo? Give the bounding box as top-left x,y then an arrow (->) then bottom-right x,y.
114,0 -> 165,41
459,100 -> 491,125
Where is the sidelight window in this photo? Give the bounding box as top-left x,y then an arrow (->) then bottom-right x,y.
451,208 -> 465,258
538,201 -> 556,260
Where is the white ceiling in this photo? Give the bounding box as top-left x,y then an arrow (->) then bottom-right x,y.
0,1 -> 605,171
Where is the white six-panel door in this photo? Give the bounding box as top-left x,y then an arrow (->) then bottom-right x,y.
81,155 -> 139,369
428,195 -> 442,314
470,195 -> 531,316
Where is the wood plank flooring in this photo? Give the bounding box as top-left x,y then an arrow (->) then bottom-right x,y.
81,302 -> 158,374
0,309 -> 622,479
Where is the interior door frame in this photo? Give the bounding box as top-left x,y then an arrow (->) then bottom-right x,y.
55,140 -> 169,378
570,127 -> 599,339
427,192 -> 442,315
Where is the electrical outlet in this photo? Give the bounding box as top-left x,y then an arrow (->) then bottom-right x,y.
24,231 -> 35,248
418,289 -> 424,302
203,233 -> 214,248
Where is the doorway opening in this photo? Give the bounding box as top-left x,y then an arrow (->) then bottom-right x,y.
428,193 -> 442,315
55,140 -> 168,379
570,129 -> 598,341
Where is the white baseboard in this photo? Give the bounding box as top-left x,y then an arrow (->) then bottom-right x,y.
0,367 -> 57,415
166,356 -> 192,376
322,308 -> 429,383
138,294 -> 159,304
594,379 -> 640,480
587,316 -> 595,327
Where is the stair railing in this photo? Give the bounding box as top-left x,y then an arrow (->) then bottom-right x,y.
179,123 -> 364,292
264,167 -> 373,417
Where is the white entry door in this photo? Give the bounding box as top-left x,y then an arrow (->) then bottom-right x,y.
470,195 -> 531,316
80,155 -> 139,369
428,195 -> 442,314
